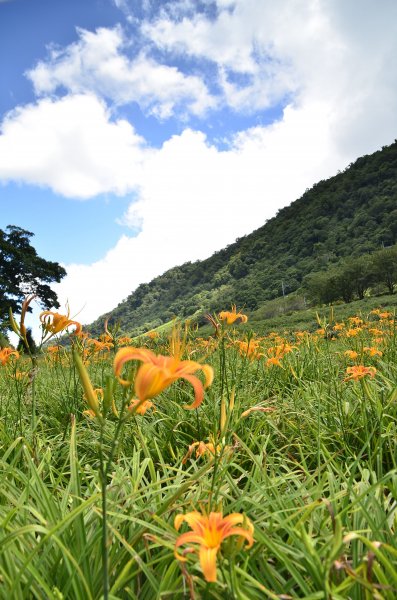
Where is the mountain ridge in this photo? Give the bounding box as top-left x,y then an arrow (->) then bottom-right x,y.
89,141 -> 397,336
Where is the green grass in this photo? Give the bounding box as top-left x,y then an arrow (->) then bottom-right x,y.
1,304 -> 397,599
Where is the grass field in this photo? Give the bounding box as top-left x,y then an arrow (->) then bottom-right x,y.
1,301 -> 397,599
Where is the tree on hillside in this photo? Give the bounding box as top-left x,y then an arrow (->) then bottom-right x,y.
341,256 -> 375,300
371,246 -> 397,294
0,225 -> 66,324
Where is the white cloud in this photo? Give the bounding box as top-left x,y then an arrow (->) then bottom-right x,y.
143,0 -> 397,138
27,26 -> 216,118
0,93 -> 148,198
52,100 -> 345,326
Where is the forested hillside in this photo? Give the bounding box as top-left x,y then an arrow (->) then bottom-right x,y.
90,141 -> 397,335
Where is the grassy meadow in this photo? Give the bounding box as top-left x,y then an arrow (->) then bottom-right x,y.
1,302 -> 397,599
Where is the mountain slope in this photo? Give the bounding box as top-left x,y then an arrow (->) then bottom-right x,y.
89,141 -> 397,336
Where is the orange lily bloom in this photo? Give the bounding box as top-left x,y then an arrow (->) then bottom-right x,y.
118,336 -> 133,346
344,350 -> 358,360
11,370 -> 29,382
175,510 -> 254,582
182,440 -> 220,464
235,339 -> 263,360
113,347 -> 213,409
266,356 -> 282,367
127,398 -> 154,415
40,308 -> 82,336
363,346 -> 382,357
88,339 -> 113,352
344,365 -> 377,381
146,331 -> 159,340
0,347 -> 20,366
369,328 -> 383,336
218,305 -> 248,325
379,311 -> 392,319
349,316 -> 363,326
345,328 -> 361,338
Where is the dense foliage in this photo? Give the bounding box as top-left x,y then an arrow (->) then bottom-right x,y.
305,245 -> 397,304
89,141 -> 397,336
1,304 -> 397,598
0,225 -> 66,325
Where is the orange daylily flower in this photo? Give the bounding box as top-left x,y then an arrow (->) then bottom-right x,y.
118,336 -> 133,346
344,365 -> 377,381
47,345 -> 62,354
0,347 -> 19,366
196,337 -> 218,354
218,305 -> 248,325
369,328 -> 383,336
146,331 -> 159,340
40,308 -> 82,336
344,350 -> 358,360
127,398 -> 154,415
345,328 -> 361,338
11,370 -> 29,382
113,347 -> 214,409
235,339 -> 263,360
349,316 -> 363,326
182,440 -> 225,464
266,356 -> 282,368
379,311 -> 392,319
88,339 -> 113,352
174,510 -> 254,582
363,346 -> 382,357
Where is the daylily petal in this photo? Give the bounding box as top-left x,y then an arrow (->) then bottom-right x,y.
114,347 -> 157,383
201,364 -> 214,389
178,511 -> 208,535
134,363 -> 170,400
199,546 -> 219,582
181,373 -> 205,410
175,532 -> 207,548
221,527 -> 254,548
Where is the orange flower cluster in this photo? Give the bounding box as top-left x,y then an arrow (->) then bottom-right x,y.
235,338 -> 263,360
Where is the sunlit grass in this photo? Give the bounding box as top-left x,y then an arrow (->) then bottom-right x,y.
0,304 -> 396,598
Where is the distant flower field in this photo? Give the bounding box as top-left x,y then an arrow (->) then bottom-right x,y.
1,300 -> 397,599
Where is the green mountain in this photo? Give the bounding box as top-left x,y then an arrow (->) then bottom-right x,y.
89,141 -> 397,336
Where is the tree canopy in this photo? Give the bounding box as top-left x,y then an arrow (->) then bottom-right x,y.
0,225 -> 66,324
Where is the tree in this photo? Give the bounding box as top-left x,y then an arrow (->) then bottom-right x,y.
341,256 -> 375,300
371,246 -> 397,294
0,225 -> 66,323
17,327 -> 37,354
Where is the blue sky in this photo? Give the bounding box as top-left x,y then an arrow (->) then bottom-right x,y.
1,0 -> 397,335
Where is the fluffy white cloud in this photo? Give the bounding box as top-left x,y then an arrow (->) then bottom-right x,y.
143,0 -> 397,137
0,93 -> 148,197
52,99 -> 345,325
27,26 -> 216,118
